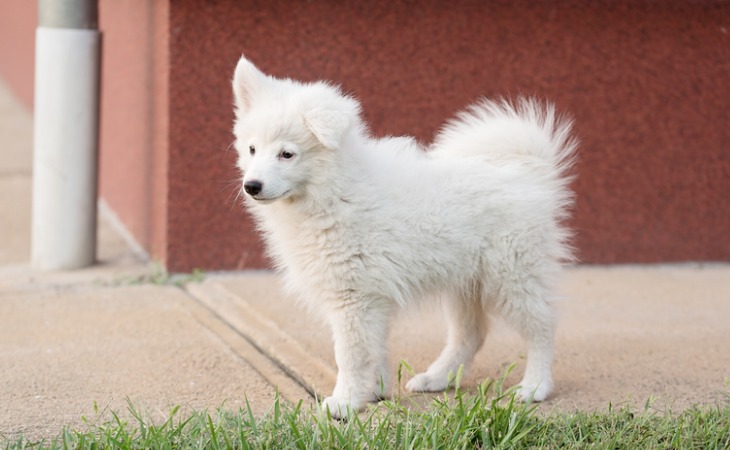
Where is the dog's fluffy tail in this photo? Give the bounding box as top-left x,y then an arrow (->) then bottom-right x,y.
430,97 -> 577,178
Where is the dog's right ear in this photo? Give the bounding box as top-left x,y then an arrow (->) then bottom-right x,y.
233,56 -> 265,114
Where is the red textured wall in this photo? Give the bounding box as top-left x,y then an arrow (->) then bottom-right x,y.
164,0 -> 730,270
1,1 -> 728,271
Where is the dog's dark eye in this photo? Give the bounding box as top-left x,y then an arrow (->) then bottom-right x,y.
279,150 -> 295,160
249,145 -> 255,156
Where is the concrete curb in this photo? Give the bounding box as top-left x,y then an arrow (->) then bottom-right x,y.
184,281 -> 324,403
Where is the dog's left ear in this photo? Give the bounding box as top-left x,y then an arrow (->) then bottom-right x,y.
233,55 -> 266,114
304,108 -> 351,150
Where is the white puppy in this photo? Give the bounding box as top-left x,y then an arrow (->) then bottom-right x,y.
231,56 -> 577,418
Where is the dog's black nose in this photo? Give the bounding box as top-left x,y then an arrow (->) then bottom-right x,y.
244,180 -> 263,196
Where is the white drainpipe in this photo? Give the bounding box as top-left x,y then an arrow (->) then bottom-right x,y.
32,0 -> 100,269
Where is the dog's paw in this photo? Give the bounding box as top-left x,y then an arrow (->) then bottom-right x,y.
406,372 -> 450,393
515,379 -> 552,403
321,396 -> 358,420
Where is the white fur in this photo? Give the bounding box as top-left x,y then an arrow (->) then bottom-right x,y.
232,56 -> 577,419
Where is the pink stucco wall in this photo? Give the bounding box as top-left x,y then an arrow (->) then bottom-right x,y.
0,1 -> 37,105
97,0 -> 169,260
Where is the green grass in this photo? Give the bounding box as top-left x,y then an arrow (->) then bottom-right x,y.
106,263 -> 206,287
4,374 -> 729,450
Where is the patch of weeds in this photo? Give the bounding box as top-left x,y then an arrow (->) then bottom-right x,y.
4,371 -> 730,449
109,262 -> 205,287
525,401 -> 730,449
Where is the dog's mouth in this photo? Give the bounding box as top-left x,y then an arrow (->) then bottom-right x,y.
251,196 -> 277,204
249,190 -> 291,204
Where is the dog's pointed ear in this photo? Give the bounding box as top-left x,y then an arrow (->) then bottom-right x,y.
304,108 -> 351,150
233,55 -> 265,113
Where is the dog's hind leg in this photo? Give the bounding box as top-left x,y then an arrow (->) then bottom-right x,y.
406,290 -> 488,392
321,300 -> 393,419
501,290 -> 556,402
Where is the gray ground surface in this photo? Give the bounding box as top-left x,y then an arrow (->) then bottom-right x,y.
1,78 -> 728,440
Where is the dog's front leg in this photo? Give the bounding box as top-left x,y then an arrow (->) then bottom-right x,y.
322,300 -> 392,419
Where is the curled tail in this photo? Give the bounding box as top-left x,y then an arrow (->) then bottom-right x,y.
432,98 -> 578,263
430,97 -> 578,178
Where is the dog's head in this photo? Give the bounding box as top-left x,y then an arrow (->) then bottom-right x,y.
232,56 -> 361,204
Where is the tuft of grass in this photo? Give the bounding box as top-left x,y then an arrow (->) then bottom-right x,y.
526,401 -> 730,449
109,263 -> 205,287
3,373 -> 729,449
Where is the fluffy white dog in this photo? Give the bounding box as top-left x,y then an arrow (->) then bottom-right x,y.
231,56 -> 577,418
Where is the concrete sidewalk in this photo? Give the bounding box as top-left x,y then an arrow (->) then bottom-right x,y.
0,78 -> 312,440
1,77 -> 729,440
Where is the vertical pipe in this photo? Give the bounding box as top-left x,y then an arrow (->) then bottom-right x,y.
32,0 -> 100,269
